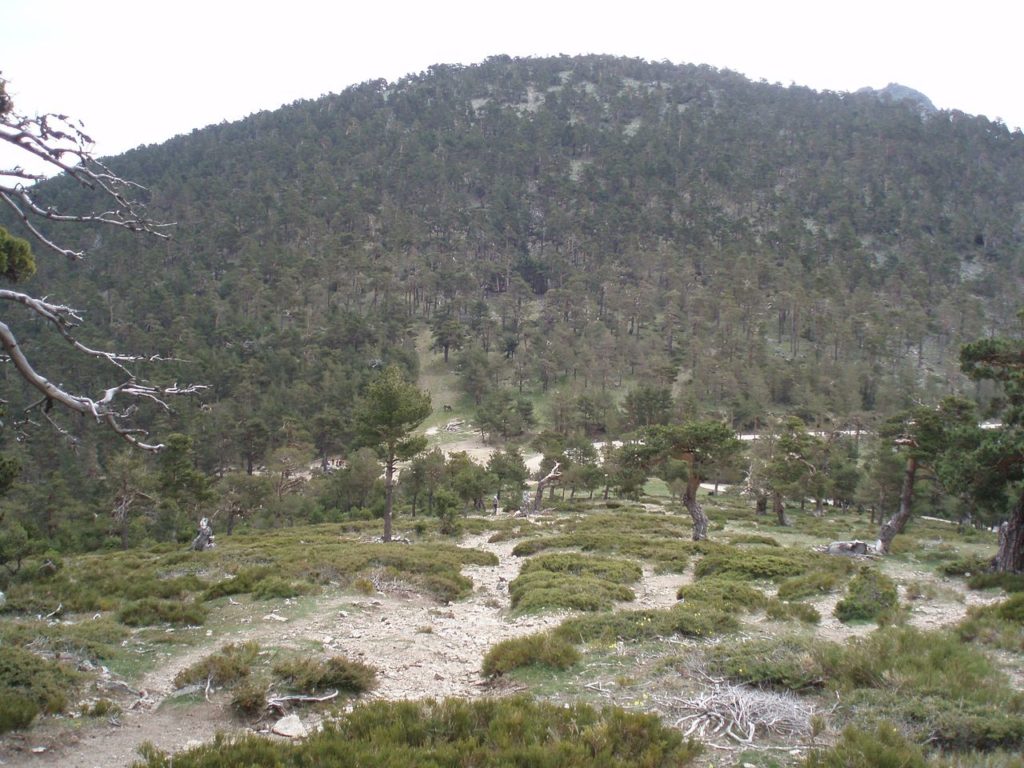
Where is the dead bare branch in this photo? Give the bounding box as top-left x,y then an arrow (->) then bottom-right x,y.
1,75 -> 195,450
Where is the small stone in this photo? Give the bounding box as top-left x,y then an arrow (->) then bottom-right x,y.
263,613 -> 288,622
272,714 -> 308,739
31,746 -> 47,754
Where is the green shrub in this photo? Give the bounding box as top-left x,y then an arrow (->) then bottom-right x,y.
518,553 -> 643,584
705,636 -> 830,691
251,577 -> 311,600
940,555 -> 991,577
118,598 -> 208,626
509,553 -> 641,614
693,546 -> 818,582
272,655 -> 376,694
510,571 -> 635,613
132,697 -> 703,767
230,679 -> 268,717
482,632 -> 580,677
968,572 -> 1024,593
202,566 -> 275,600
958,594 -> 1024,651
724,533 -> 781,547
173,642 -> 261,688
776,564 -> 852,600
554,603 -> 737,644
834,567 -> 898,623
676,577 -> 766,611
0,690 -> 38,734
803,723 -> 926,768
0,645 -> 80,716
765,599 -> 821,624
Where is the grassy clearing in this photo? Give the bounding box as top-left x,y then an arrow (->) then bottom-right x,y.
135,697 -> 703,768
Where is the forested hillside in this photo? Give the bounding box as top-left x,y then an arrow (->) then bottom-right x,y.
1,54 -> 1023,546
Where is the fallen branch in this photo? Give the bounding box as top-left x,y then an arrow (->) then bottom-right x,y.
268,690 -> 339,708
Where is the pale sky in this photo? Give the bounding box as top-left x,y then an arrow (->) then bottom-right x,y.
2,0 -> 1022,163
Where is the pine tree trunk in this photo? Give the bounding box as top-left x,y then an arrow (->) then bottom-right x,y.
773,490 -> 789,526
383,455 -> 395,542
877,456 -> 917,554
993,488 -> 1024,573
755,494 -> 768,516
684,469 -> 708,541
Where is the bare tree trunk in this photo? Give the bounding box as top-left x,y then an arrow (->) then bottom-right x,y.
876,456 -> 917,554
773,489 -> 789,526
683,469 -> 708,541
993,488 -> 1024,573
755,494 -> 768,516
383,456 -> 395,542
532,463 -> 561,513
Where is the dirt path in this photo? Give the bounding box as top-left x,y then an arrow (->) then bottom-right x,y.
2,531 -> 683,768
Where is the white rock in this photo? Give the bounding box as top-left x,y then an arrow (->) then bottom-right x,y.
272,714 -> 307,739
263,613 -> 288,622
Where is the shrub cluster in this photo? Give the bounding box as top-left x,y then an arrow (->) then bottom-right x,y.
133,697 -> 703,767
0,645 -> 81,728
173,642 -> 261,688
272,655 -> 376,694
834,567 -> 899,623
707,627 -> 1024,752
481,632 -> 580,677
509,553 -> 641,614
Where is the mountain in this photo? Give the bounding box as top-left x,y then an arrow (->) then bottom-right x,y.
4,54 -> 1024,476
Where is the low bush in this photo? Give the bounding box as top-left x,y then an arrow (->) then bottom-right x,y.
554,603 -> 738,644
958,594 -> 1024,651
230,680 -> 268,717
803,723 -> 926,768
940,555 -> 991,577
272,655 -> 376,694
173,642 -> 261,688
676,577 -> 766,611
133,697 -> 703,767
765,599 -> 821,624
693,546 -> 819,582
481,632 -> 580,677
118,598 -> 208,627
250,577 -> 311,600
724,533 -> 781,547
202,566 -> 275,600
509,571 -> 635,613
968,572 -> 1024,593
834,567 -> 898,623
0,690 -> 38,734
776,562 -> 854,600
0,645 -> 80,716
509,553 -> 641,614
705,636 -> 830,692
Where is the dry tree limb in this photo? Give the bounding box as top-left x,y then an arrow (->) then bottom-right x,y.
0,76 -> 199,450
267,690 -> 339,710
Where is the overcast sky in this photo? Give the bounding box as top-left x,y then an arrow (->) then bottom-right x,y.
3,0 -> 1022,161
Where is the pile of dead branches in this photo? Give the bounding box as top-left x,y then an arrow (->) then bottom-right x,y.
655,678 -> 814,744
